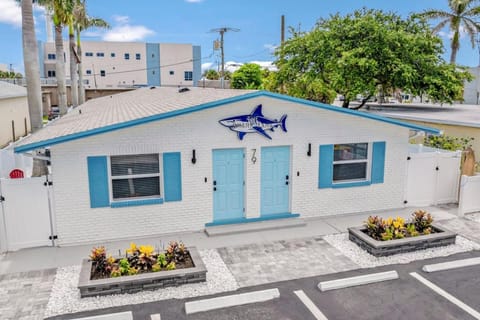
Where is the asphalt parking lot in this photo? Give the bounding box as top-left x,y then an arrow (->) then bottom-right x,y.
47,251 -> 480,320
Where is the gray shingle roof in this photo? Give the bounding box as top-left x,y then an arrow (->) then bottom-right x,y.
15,87 -> 255,149
0,81 -> 27,99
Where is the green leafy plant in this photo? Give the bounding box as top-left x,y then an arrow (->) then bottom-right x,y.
157,253 -> 167,268
364,211 -> 435,241
166,261 -> 176,271
119,258 -> 130,276
424,135 -> 474,151
166,241 -> 189,264
152,263 -> 161,272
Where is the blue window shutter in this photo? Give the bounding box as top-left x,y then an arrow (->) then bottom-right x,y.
87,156 -> 110,208
163,152 -> 182,202
318,145 -> 334,188
371,141 -> 386,184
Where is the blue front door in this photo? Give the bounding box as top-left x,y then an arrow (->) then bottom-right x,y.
213,149 -> 245,221
261,146 -> 290,216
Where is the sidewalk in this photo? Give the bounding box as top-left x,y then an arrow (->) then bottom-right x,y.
0,204 -> 469,320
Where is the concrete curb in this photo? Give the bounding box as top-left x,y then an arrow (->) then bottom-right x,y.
318,270 -> 399,292
185,288 -> 280,315
422,257 -> 480,273
71,311 -> 133,320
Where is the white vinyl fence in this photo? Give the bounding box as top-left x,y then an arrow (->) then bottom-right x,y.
0,176 -> 55,252
458,174 -> 480,216
404,145 -> 461,207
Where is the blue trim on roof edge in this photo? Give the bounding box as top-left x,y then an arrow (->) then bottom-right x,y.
14,91 -> 441,153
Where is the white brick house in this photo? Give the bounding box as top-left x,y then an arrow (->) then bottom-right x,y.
14,87 -> 439,245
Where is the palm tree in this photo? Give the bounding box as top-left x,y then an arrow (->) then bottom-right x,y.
39,0 -> 73,115
73,0 -> 109,104
20,0 -> 43,131
418,0 -> 480,64
67,1 -> 78,108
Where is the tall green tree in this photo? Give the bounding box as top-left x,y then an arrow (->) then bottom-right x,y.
417,0 -> 480,64
203,69 -> 219,80
231,63 -> 263,89
39,0 -> 73,115
20,0 -> 43,131
274,8 -> 472,107
73,0 -> 109,104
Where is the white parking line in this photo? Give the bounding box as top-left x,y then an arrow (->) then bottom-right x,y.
410,272 -> 480,320
150,314 -> 161,320
294,290 -> 329,320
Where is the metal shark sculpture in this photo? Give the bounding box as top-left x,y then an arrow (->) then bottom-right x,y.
219,104 -> 287,140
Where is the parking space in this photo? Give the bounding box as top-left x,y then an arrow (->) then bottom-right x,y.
420,264 -> 480,313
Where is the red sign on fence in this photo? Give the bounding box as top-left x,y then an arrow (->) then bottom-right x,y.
9,169 -> 24,179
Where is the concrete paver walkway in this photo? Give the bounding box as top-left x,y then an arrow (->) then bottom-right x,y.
217,236 -> 358,287
0,268 -> 56,320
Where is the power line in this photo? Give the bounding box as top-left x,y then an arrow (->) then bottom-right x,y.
209,27 -> 240,88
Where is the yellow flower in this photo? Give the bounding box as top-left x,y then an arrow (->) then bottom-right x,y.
107,254 -> 115,265
385,217 -> 393,226
126,242 -> 137,255
139,245 -> 154,257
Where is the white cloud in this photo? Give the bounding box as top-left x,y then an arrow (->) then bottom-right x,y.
103,25 -> 154,41
263,43 -> 277,52
185,0 -> 204,3
201,62 -> 214,72
112,15 -> 130,24
438,26 -> 467,40
0,0 -> 21,27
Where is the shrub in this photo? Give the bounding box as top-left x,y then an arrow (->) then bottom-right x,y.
89,241 -> 191,279
364,211 -> 435,241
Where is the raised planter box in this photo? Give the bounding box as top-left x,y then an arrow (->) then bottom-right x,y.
78,246 -> 207,298
348,225 -> 456,257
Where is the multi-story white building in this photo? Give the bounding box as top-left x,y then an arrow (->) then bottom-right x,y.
38,41 -> 201,89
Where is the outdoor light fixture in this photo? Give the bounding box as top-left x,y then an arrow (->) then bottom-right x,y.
307,143 -> 312,157
191,149 -> 197,164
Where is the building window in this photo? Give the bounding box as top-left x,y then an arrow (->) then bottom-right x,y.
47,70 -> 56,77
47,53 -> 56,60
184,71 -> 193,81
333,143 -> 369,183
100,70 -> 106,77
111,53 -> 116,58
169,70 -> 174,75
86,70 -> 92,75
136,53 -> 141,60
110,154 -> 160,200
124,53 -> 130,60
85,52 -> 93,57
96,52 -> 104,57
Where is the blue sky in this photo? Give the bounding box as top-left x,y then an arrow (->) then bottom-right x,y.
0,0 -> 477,74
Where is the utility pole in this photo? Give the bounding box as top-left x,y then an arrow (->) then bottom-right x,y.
210,27 -> 239,88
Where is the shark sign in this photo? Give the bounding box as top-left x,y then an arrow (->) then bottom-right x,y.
219,104 -> 287,140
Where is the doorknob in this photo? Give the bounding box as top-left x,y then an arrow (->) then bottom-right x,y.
213,180 -> 217,185
286,175 -> 289,180
285,181 -> 289,185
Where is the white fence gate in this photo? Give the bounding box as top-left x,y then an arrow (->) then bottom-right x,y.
405,146 -> 461,207
458,174 -> 480,216
0,176 -> 55,252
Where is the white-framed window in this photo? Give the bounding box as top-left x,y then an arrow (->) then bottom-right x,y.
333,143 -> 370,183
85,52 -> 93,57
86,70 -> 92,75
124,53 -> 130,60
110,154 -> 161,200
136,53 -> 141,60
47,53 -> 56,60
100,70 -> 106,77
184,71 -> 193,81
97,52 -> 104,57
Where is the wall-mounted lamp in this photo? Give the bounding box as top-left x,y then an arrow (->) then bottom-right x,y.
191,149 -> 197,164
307,143 -> 312,157
251,149 -> 257,164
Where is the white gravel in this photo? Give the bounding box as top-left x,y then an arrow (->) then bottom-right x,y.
44,249 -> 239,318
323,234 -> 480,268
465,212 -> 480,222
